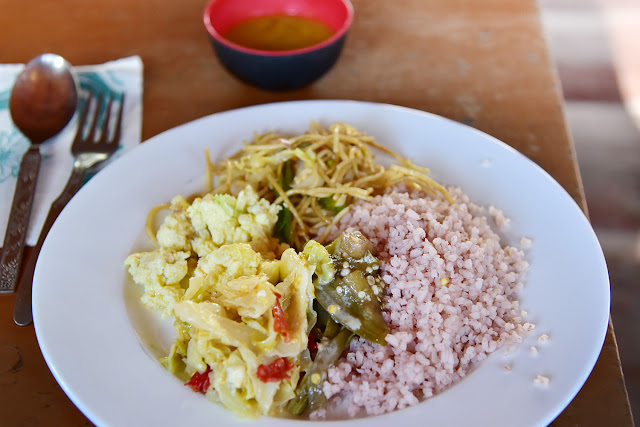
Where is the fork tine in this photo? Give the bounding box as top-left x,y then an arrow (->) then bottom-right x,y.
85,92 -> 104,144
97,93 -> 114,144
72,91 -> 94,146
111,93 -> 125,146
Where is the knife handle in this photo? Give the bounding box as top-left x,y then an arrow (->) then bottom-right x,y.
0,147 -> 41,294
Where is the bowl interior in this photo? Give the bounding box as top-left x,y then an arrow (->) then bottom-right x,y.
204,0 -> 353,54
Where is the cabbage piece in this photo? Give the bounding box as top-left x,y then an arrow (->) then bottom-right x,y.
184,243 -> 263,301
174,301 -> 267,354
259,260 -> 281,284
212,349 -> 265,418
216,276 -> 278,319
272,248 -> 316,356
301,240 -> 335,285
291,148 -> 322,188
186,329 -> 232,374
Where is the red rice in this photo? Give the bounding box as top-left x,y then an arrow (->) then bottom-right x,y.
321,188 -> 530,416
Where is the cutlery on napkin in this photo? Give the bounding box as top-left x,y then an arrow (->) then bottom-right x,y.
0,55 -> 143,248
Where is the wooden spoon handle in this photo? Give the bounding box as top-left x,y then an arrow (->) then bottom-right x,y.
0,146 -> 41,293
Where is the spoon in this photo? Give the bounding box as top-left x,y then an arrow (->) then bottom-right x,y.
0,54 -> 78,293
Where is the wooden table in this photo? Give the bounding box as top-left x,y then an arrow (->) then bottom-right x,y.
0,0 -> 633,425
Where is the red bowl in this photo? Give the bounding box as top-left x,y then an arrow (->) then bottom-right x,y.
203,0 -> 354,91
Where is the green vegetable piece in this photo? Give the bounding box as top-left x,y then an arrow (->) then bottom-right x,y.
315,231 -> 389,345
160,340 -> 189,380
273,159 -> 294,245
318,196 -> 345,213
315,273 -> 389,345
322,316 -> 342,341
274,207 -> 293,245
325,231 -> 379,268
287,328 -> 354,415
313,299 -> 332,328
279,160 -> 294,191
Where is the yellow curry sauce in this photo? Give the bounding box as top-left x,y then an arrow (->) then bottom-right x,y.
223,15 -> 334,51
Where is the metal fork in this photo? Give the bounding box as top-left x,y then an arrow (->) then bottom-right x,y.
13,90 -> 124,326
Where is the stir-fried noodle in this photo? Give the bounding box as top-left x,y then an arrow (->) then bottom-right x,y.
203,123 -> 452,248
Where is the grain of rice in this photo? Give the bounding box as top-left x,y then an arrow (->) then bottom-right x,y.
489,205 -> 511,229
520,237 -> 533,249
534,375 -> 550,387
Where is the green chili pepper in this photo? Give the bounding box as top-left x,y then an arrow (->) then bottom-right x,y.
274,160 -> 294,245
314,231 -> 389,345
322,316 -> 342,341
287,328 -> 354,415
313,299 -> 332,328
318,196 -> 345,213
274,208 -> 293,245
279,159 -> 294,192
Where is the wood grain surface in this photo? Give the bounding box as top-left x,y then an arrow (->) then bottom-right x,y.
0,0 -> 632,425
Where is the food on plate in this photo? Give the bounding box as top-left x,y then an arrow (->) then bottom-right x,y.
124,123 -> 530,419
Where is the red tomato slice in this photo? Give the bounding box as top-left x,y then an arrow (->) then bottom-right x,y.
185,366 -> 212,393
257,357 -> 294,382
272,293 -> 291,343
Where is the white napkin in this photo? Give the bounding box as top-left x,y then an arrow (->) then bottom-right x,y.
0,55 -> 143,246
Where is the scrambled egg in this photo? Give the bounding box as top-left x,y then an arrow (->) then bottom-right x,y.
125,248 -> 190,316
155,185 -> 282,259
124,185 -> 326,418
125,186 -> 283,314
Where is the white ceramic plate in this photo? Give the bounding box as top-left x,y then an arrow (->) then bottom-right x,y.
33,100 -> 610,427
